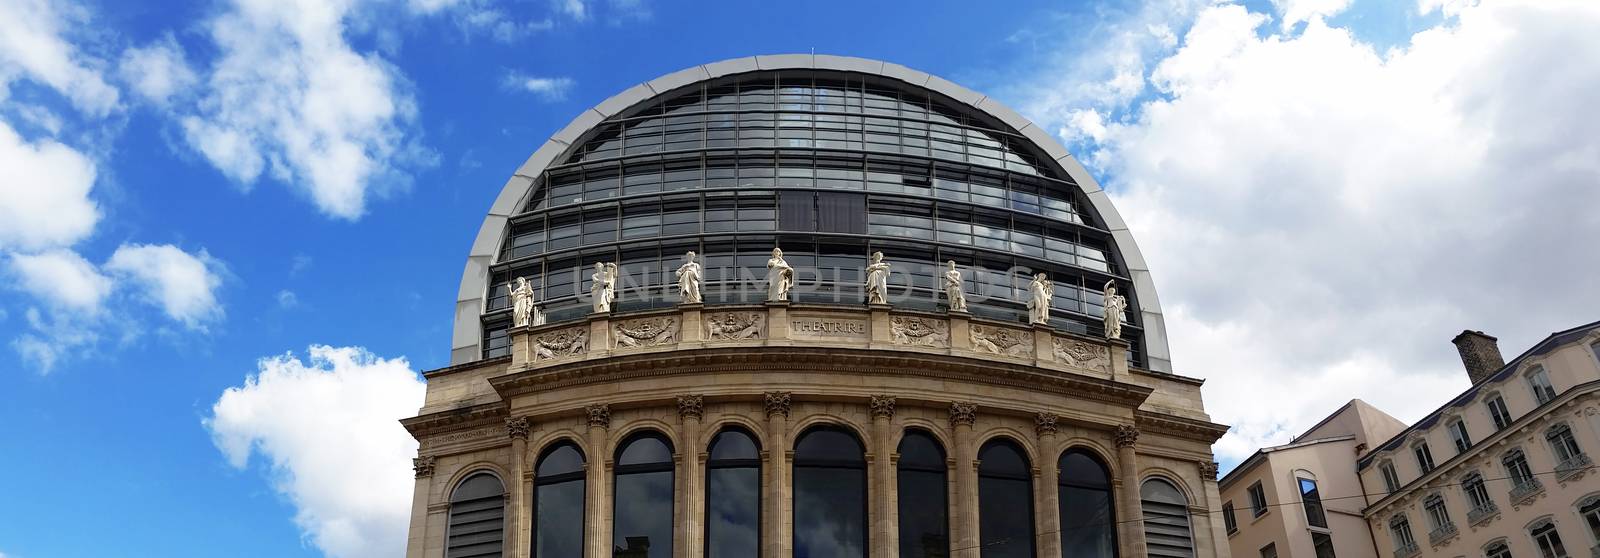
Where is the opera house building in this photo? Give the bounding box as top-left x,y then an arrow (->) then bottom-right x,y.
402,55 -> 1231,558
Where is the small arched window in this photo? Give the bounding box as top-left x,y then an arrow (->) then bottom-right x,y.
1484,540 -> 1511,558
534,442 -> 586,558
1058,449 -> 1115,558
614,432 -> 675,558
793,425 -> 867,558
898,429 -> 949,558
1529,519 -> 1568,558
1141,478 -> 1195,558
706,428 -> 761,558
979,438 -> 1035,558
448,472 -> 506,558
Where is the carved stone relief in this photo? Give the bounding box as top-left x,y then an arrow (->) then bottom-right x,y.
505,416 -> 530,440
533,327 -> 587,362
586,404 -> 611,429
764,392 -> 792,418
890,316 -> 949,348
412,455 -> 436,478
1053,339 -> 1111,372
613,316 -> 679,349
869,395 -> 896,419
706,312 -> 764,340
1114,425 -> 1140,448
1035,412 -> 1059,436
949,402 -> 978,426
676,395 -> 704,421
970,324 -> 1033,358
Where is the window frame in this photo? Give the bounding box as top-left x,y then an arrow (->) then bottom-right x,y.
1527,366 -> 1558,404
1487,394 -> 1514,431
1449,419 -> 1474,453
1380,461 -> 1401,493
705,427 -> 762,558
1248,481 -> 1269,517
1414,441 -> 1437,474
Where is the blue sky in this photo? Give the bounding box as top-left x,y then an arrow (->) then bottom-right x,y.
3,1 -> 1599,557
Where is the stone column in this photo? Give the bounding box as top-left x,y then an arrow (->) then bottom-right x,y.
869,395 -> 898,558
1197,461 -> 1225,558
506,417 -> 532,558
677,395 -> 706,558
764,392 -> 792,558
1113,425 -> 1147,558
585,405 -> 612,558
949,402 -> 979,558
407,455 -> 437,558
1034,413 -> 1061,558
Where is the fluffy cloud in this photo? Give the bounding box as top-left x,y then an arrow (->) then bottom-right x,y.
118,35 -> 197,105
106,243 -> 226,329
206,345 -> 425,558
0,119 -> 99,252
0,0 -> 119,115
1016,0 -> 1600,463
1270,0 -> 1353,30
502,72 -> 574,101
7,250 -> 110,311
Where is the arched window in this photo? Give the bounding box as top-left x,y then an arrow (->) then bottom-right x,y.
613,432 -> 675,558
1579,496 -> 1600,546
979,438 -> 1035,558
793,425 -> 868,558
1058,449 -> 1115,558
534,442 -> 586,558
1484,540 -> 1512,558
898,429 -> 949,558
1529,519 -> 1568,558
706,428 -> 761,558
448,472 -> 506,558
1141,478 -> 1195,558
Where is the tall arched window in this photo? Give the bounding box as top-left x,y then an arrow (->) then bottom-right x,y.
706,428 -> 761,558
1058,449 -> 1115,558
448,472 -> 506,558
1141,478 -> 1195,558
898,429 -> 949,558
613,432 -> 675,558
793,425 -> 868,558
979,438 -> 1035,558
534,442 -> 586,558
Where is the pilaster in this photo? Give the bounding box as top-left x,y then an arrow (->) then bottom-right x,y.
585,405 -> 611,558
588,314 -> 612,358
949,402 -> 979,558
1113,424 -> 1147,557
506,417 -> 531,558
677,395 -> 705,558
764,391 -> 792,558
1035,413 -> 1062,558
1198,461 -> 1227,558
765,302 -> 792,346
678,304 -> 704,349
407,455 -> 436,558
869,395 -> 897,558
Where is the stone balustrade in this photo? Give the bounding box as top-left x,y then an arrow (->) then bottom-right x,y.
1394,540 -> 1420,558
1509,478 -> 1544,507
1557,452 -> 1593,481
1466,502 -> 1499,527
1427,522 -> 1458,546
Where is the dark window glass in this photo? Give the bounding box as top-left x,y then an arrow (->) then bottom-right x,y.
1380,462 -> 1400,493
1531,522 -> 1567,558
1299,478 -> 1327,528
1059,450 -> 1115,558
1142,479 -> 1194,558
979,439 -> 1034,558
1486,541 -> 1512,558
535,443 -> 586,558
1222,502 -> 1237,534
898,430 -> 949,558
816,192 -> 867,234
1488,395 -> 1513,430
448,473 -> 505,558
1414,442 -> 1436,474
793,426 -> 867,558
1311,532 -> 1336,558
614,433 -> 674,558
1248,482 -> 1267,516
706,429 -> 760,558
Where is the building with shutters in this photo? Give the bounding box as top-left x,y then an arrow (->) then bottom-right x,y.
401,54 -> 1232,558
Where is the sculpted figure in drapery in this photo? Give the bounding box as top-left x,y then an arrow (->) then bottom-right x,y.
864,251 -> 891,305
1027,272 -> 1053,324
766,247 -> 794,302
511,276 -> 536,327
675,251 -> 702,304
1103,279 -> 1127,339
942,260 -> 967,312
591,262 -> 617,313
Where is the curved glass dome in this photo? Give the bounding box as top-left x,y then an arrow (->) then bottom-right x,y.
453,55 -> 1172,373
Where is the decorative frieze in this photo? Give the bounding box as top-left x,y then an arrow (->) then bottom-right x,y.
532,326 -> 588,362
869,395 -> 897,420
1053,338 -> 1111,372
419,425 -> 499,450
1035,412 -> 1059,436
949,402 -> 977,427
705,312 -> 764,340
1114,425 -> 1140,448
970,324 -> 1032,358
505,416 -> 530,440
890,316 -> 949,348
676,395 -> 705,421
764,391 -> 792,418
1199,461 -> 1219,481
412,455 -> 436,478
613,316 -> 679,349
586,404 -> 611,429
790,315 -> 869,340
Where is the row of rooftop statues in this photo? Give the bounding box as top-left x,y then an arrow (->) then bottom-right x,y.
509,248 -> 1127,340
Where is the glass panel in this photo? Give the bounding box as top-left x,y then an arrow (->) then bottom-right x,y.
794,427 -> 867,558
538,445 -> 584,477
535,479 -> 584,558
980,441 -> 1034,558
706,466 -> 760,557
709,430 -> 759,461
898,431 -> 949,558
614,469 -> 673,558
618,436 -> 673,466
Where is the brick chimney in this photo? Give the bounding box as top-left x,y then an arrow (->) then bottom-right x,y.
1452,330 -> 1505,385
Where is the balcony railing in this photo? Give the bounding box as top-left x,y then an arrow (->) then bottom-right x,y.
1510,478 -> 1545,506
1557,452 -> 1593,481
1394,541 -> 1421,558
1467,502 -> 1499,526
1428,522 -> 1459,545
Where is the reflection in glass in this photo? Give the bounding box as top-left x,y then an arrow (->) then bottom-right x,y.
614,433 -> 675,558
534,443 -> 586,558
447,472 -> 505,558
1141,478 -> 1195,558
793,426 -> 867,558
1058,450 -> 1115,558
979,439 -> 1035,558
898,430 -> 949,558
706,428 -> 761,558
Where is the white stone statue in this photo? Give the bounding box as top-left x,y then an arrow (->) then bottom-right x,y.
864,251 -> 891,305
511,276 -> 536,327
766,247 -> 794,302
1103,279 -> 1126,339
942,260 -> 967,312
675,251 -> 702,304
591,262 -> 617,313
1027,272 -> 1053,325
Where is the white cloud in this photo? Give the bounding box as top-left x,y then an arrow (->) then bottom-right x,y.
1271,0 -> 1353,30
1016,0 -> 1600,463
7,249 -> 110,311
0,119 -> 99,252
502,72 -> 573,101
118,34 -> 197,105
105,243 -> 225,329
0,0 -> 120,116
206,345 -> 425,558
276,289 -> 299,309
556,0 -> 587,21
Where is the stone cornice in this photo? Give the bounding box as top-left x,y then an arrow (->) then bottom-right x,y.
422,355 -> 511,379
401,401 -> 508,439
1134,409 -> 1231,444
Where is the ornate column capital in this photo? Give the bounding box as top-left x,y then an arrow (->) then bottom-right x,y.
586,404 -> 611,429
869,395 -> 896,420
413,455 -> 437,478
1199,460 -> 1220,481
764,391 -> 792,418
949,402 -> 977,427
1113,424 -> 1139,448
1035,412 -> 1059,437
505,416 -> 531,440
676,394 -> 705,422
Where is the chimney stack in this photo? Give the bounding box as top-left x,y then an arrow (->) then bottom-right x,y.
1452,330 -> 1505,385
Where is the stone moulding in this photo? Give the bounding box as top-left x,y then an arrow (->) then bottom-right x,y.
890,315 -> 949,348
705,311 -> 764,340
614,316 -> 679,349
1054,338 -> 1111,372
970,324 -> 1032,358
533,326 -> 587,362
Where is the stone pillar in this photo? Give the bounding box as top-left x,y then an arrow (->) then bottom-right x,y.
588,314 -> 612,358
1113,425 -> 1147,558
678,395 -> 705,558
1034,413 -> 1061,558
869,395 -> 897,558
585,405 -> 612,558
764,392 -> 792,558
1197,461 -> 1226,558
506,417 -> 531,558
679,304 -> 704,348
1108,339 -> 1130,383
407,455 -> 437,558
766,302 -> 792,346
948,311 -> 972,352
949,402 -> 979,558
